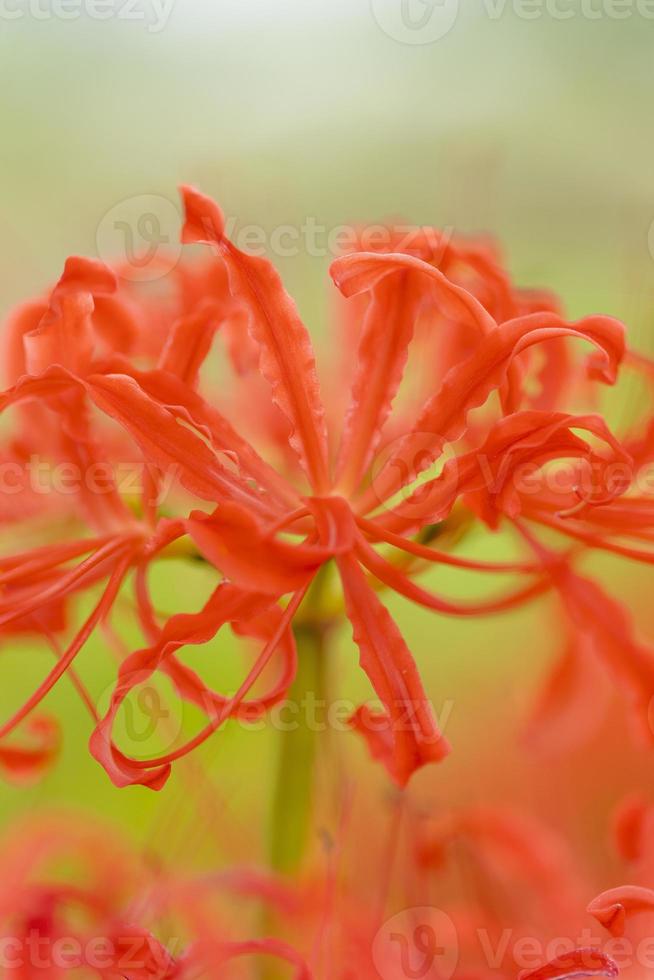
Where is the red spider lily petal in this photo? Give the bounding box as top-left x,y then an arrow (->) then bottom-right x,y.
125,365 -> 299,511
0,716 -> 60,784
186,505 -> 331,595
611,796 -> 651,864
0,600 -> 67,636
180,185 -> 329,491
0,547 -> 134,745
334,551 -> 450,784
523,630 -> 612,755
330,251 -> 496,334
355,534 -> 551,617
85,373 -> 265,506
347,702 -> 449,787
163,595 -> 298,721
526,508 -> 654,566
101,925 -> 180,979
355,513 -> 546,574
204,938 -> 312,979
92,294 -> 141,356
550,566 -> 654,743
305,498 -> 450,785
362,312 -> 625,514
52,255 -> 117,299
157,300 -> 220,387
0,365 -> 80,411
519,949 -> 619,980
588,885 -> 654,936
515,524 -> 654,740
57,428 -> 137,535
456,410 -> 629,528
89,583 -> 297,788
417,807 -> 583,922
24,256 -> 117,376
0,534 -> 137,632
378,407 -> 629,534
334,268 -> 425,494
3,298 -> 49,384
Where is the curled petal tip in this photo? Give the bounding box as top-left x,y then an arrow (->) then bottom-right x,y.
587,886 -> 654,936
591,904 -> 626,936
55,255 -> 117,297
179,184 -> 225,245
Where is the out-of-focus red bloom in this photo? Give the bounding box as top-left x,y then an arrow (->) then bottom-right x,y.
0,802 -> 629,980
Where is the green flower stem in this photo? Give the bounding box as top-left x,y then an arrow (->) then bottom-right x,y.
269,618 -> 328,875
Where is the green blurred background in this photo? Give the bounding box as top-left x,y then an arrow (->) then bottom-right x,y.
0,0 -> 653,874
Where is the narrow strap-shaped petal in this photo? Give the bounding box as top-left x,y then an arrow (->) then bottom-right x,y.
157,299 -> 220,387
588,885 -> 654,936
180,185 -> 329,491
85,373 -> 276,510
519,949 -> 619,980
334,269 -> 423,495
335,547 -> 450,786
125,363 -> 299,511
359,312 -> 625,514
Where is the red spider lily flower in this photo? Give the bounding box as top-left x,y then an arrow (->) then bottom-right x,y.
51,184 -> 631,791
0,814 -> 181,979
0,184 -> 638,791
